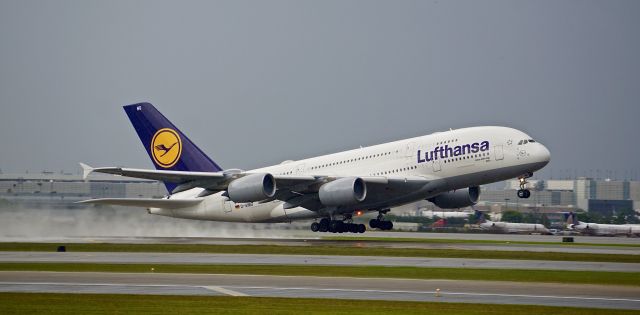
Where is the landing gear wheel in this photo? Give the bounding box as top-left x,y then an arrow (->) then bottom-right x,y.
517,189 -> 531,199
310,222 -> 319,232
357,224 -> 366,233
319,218 -> 330,232
370,219 -> 393,230
330,220 -> 345,233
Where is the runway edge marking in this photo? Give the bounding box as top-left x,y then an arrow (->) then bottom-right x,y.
225,286 -> 640,303
202,286 -> 248,296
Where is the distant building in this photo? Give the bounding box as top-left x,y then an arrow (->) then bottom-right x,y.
0,171 -> 166,208
497,178 -> 640,215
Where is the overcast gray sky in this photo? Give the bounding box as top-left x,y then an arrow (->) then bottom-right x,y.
1,0 -> 639,180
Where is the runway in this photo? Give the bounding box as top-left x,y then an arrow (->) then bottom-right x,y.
2,232 -> 639,310
2,251 -> 639,272
12,235 -> 640,255
1,271 -> 638,310
362,232 -> 640,245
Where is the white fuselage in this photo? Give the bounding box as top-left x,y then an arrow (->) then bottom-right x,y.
572,222 -> 640,236
480,220 -> 550,234
424,210 -> 473,219
149,126 -> 550,223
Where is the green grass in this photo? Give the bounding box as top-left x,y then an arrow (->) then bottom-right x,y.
323,236 -> 640,247
0,293 -> 637,315
1,263 -> 639,286
1,242 -> 639,263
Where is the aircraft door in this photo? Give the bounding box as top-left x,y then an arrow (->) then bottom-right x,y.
404,142 -> 416,158
223,198 -> 233,213
404,142 -> 417,169
495,145 -> 504,161
432,160 -> 442,172
295,164 -> 306,175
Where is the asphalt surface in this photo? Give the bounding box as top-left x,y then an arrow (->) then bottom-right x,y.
9,235 -> 639,255
1,271 -> 638,310
2,232 -> 639,310
2,252 -> 639,272
8,230 -> 640,245
362,231 -> 640,244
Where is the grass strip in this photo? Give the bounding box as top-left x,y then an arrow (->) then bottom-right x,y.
1,263 -> 639,286
0,293 -> 637,315
323,236 -> 640,247
1,242 -> 639,263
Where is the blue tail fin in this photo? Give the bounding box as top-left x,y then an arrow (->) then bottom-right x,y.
564,212 -> 577,226
474,210 -> 487,223
123,102 -> 223,192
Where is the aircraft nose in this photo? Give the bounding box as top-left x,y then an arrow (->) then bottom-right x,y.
538,143 -> 551,164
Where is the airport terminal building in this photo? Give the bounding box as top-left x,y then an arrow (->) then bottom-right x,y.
0,171 -> 166,208
480,178 -> 640,215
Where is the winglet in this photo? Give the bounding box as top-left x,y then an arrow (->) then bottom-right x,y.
79,162 -> 93,180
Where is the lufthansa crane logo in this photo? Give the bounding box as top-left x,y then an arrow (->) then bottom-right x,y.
151,128 -> 182,168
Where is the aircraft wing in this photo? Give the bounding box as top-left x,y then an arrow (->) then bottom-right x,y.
80,163 -> 436,210
77,198 -> 203,209
80,163 -> 320,195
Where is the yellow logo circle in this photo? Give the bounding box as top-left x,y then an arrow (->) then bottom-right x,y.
151,128 -> 182,168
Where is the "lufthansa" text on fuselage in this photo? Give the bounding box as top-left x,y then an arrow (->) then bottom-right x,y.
417,141 -> 490,163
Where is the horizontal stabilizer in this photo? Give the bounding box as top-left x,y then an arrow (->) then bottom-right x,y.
79,162 -> 94,180
77,198 -> 203,209
82,165 -> 227,183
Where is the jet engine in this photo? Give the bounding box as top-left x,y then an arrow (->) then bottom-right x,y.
429,186 -> 480,209
227,173 -> 276,202
318,177 -> 367,206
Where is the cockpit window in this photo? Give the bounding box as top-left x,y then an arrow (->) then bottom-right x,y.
528,139 -> 535,143
517,140 -> 523,145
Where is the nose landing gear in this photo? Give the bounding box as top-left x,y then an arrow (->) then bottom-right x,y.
517,173 -> 532,199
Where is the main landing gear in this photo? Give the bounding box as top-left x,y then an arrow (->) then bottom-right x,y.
369,209 -> 393,231
310,217 -> 366,234
517,172 -> 532,199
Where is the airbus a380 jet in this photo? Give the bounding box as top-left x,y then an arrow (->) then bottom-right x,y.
80,103 -> 551,233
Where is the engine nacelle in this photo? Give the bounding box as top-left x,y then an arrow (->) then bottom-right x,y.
318,177 -> 367,206
429,186 -> 480,209
227,173 -> 276,202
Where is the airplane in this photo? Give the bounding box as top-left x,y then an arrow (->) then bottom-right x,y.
79,102 -> 551,233
475,210 -> 551,234
564,212 -> 640,237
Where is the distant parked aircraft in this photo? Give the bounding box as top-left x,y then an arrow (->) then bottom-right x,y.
421,210 -> 473,219
565,212 -> 640,236
476,211 -> 550,234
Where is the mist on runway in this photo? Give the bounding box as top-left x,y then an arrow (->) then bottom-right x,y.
0,204 -> 299,241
